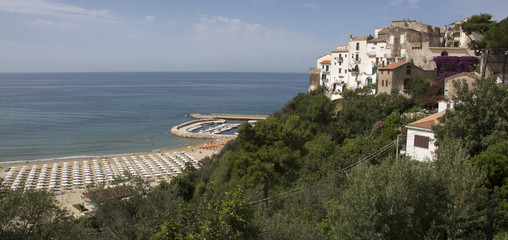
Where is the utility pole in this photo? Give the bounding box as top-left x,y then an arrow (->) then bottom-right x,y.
396,134 -> 400,160
395,127 -> 402,160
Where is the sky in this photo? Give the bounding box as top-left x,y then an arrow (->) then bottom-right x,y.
0,0 -> 506,73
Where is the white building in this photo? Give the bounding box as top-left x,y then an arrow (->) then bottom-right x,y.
311,20 -> 442,99
405,112 -> 444,161
329,45 -> 350,99
316,53 -> 332,88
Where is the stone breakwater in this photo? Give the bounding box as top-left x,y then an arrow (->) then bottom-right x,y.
171,113 -> 269,139
187,113 -> 268,121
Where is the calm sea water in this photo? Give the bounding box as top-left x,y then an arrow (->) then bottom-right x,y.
0,72 -> 308,162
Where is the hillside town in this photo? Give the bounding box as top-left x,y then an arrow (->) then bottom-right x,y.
309,17 -> 507,162
309,19 -> 506,100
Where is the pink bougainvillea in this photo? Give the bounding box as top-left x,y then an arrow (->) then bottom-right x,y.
433,56 -> 479,76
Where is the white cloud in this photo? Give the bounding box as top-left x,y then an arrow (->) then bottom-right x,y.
194,15 -> 265,37
0,0 -> 119,23
303,3 -> 318,9
187,15 -> 323,72
29,19 -> 76,30
145,15 -> 154,21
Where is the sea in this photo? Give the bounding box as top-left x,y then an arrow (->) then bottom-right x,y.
0,72 -> 308,163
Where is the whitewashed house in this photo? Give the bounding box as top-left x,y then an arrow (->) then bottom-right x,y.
405,112 -> 445,161
329,45 -> 350,99
316,53 -> 332,88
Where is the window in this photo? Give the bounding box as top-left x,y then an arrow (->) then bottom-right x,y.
441,51 -> 448,56
356,42 -> 360,50
382,80 -> 384,87
414,135 -> 429,149
400,35 -> 405,43
406,65 -> 411,74
345,69 -> 347,73
372,67 -> 378,74
355,54 -> 359,61
339,68 -> 342,73
367,77 -> 372,84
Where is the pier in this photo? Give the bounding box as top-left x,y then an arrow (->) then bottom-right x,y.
171,113 -> 269,139
186,113 -> 268,121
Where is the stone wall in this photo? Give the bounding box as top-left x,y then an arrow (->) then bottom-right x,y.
377,64 -> 436,95
309,68 -> 320,92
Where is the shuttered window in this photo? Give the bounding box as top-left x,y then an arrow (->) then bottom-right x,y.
414,135 -> 429,149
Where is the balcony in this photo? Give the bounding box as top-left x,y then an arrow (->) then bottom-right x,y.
337,57 -> 343,63
367,51 -> 377,57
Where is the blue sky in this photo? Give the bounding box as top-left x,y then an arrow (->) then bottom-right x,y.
0,0 -> 506,73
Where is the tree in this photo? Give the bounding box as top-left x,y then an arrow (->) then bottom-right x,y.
152,188 -> 259,240
403,75 -> 430,104
484,17 -> 508,84
321,139 -> 488,239
434,138 -> 488,239
462,14 -> 508,83
320,157 -> 448,239
472,141 -> 508,233
461,14 -> 495,78
0,189 -> 69,239
433,77 -> 508,156
85,175 -> 153,239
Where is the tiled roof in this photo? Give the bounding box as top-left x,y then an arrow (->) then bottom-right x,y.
378,28 -> 389,35
332,49 -> 349,53
379,62 -> 408,70
368,37 -> 387,43
320,60 -> 331,64
407,112 -> 445,130
351,35 -> 373,41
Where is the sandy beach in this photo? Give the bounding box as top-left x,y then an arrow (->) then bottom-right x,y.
0,142 -> 225,217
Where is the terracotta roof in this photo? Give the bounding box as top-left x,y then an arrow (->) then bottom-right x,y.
332,49 -> 349,53
407,112 -> 445,130
440,27 -> 446,34
320,60 -> 331,64
379,62 -> 408,70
